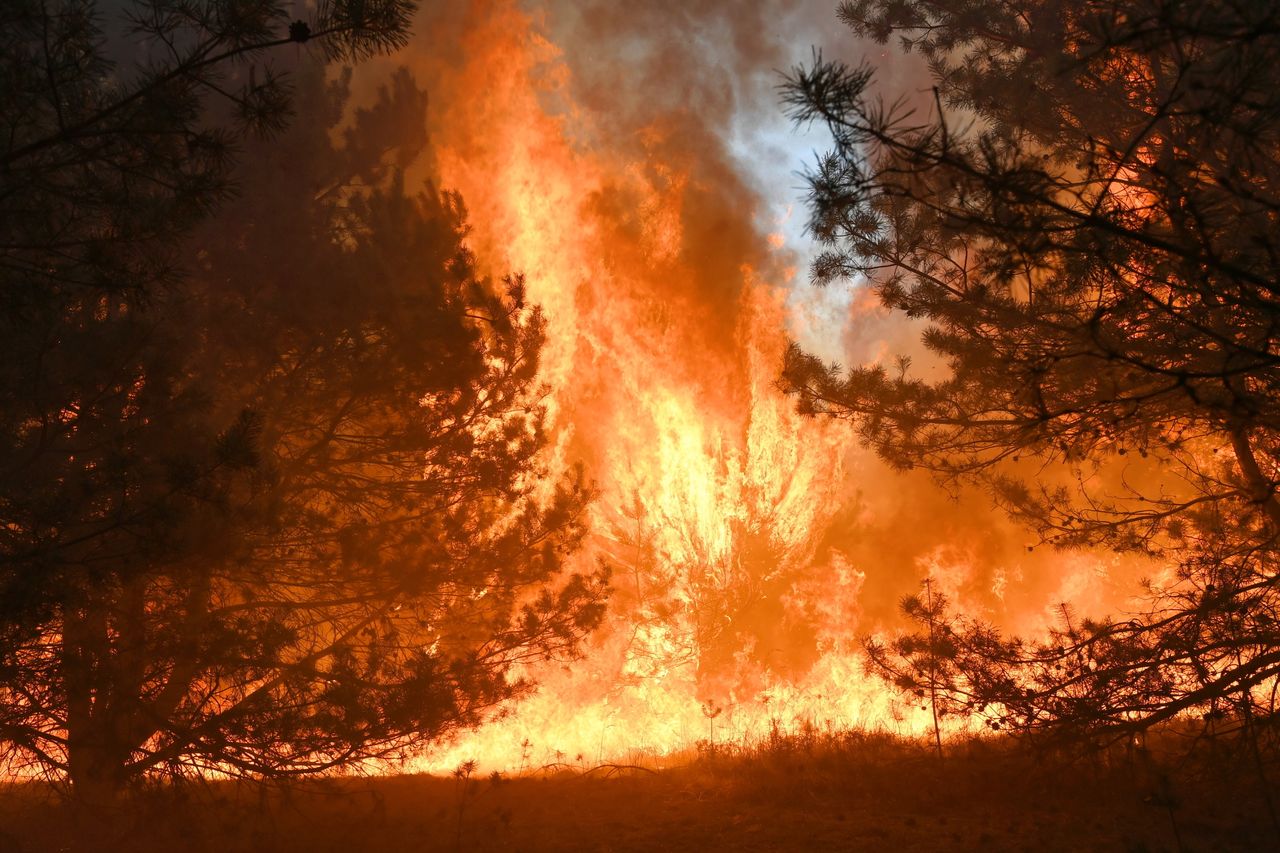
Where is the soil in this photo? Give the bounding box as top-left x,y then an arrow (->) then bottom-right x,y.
2,736 -> 1274,852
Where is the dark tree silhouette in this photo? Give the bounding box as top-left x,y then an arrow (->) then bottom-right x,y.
863,579 -> 972,757
783,0 -> 1280,741
2,0 -> 414,299
0,3 -> 607,807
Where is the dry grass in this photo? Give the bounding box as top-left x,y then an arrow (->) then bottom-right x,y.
2,730 -> 1275,852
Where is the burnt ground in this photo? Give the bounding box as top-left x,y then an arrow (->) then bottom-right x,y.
2,734 -> 1276,852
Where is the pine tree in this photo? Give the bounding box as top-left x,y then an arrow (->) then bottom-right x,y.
0,5 -> 608,806
864,579 -> 966,757
2,0 -> 414,299
783,0 -> 1280,739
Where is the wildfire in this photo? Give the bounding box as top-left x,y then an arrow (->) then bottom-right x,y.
356,0 -> 1132,771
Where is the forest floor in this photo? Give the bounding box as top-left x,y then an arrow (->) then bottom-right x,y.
2,732 -> 1277,852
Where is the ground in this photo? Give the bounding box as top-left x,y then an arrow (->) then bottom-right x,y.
2,733 -> 1275,851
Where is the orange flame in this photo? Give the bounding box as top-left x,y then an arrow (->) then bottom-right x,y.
355,1 -> 1141,770
372,2 -> 934,770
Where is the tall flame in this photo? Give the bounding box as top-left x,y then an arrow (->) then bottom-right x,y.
355,0 -> 1141,769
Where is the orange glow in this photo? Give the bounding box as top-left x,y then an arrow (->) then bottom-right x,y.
358,1 -> 1140,771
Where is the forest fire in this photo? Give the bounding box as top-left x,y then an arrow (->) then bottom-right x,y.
345,0 -> 1192,773
397,0 -> 916,769
376,0 -> 1039,770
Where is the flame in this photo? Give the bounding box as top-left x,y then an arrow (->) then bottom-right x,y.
352,1 -> 1141,771
381,2 -> 898,768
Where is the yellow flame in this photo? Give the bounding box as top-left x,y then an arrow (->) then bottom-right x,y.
385,1 -> 957,772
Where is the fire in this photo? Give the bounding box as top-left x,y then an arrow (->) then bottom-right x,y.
364,1 -> 930,771
355,1 -> 1126,770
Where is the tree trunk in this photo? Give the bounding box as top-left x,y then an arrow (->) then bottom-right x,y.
62,591 -> 125,815
1230,427 -> 1280,530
